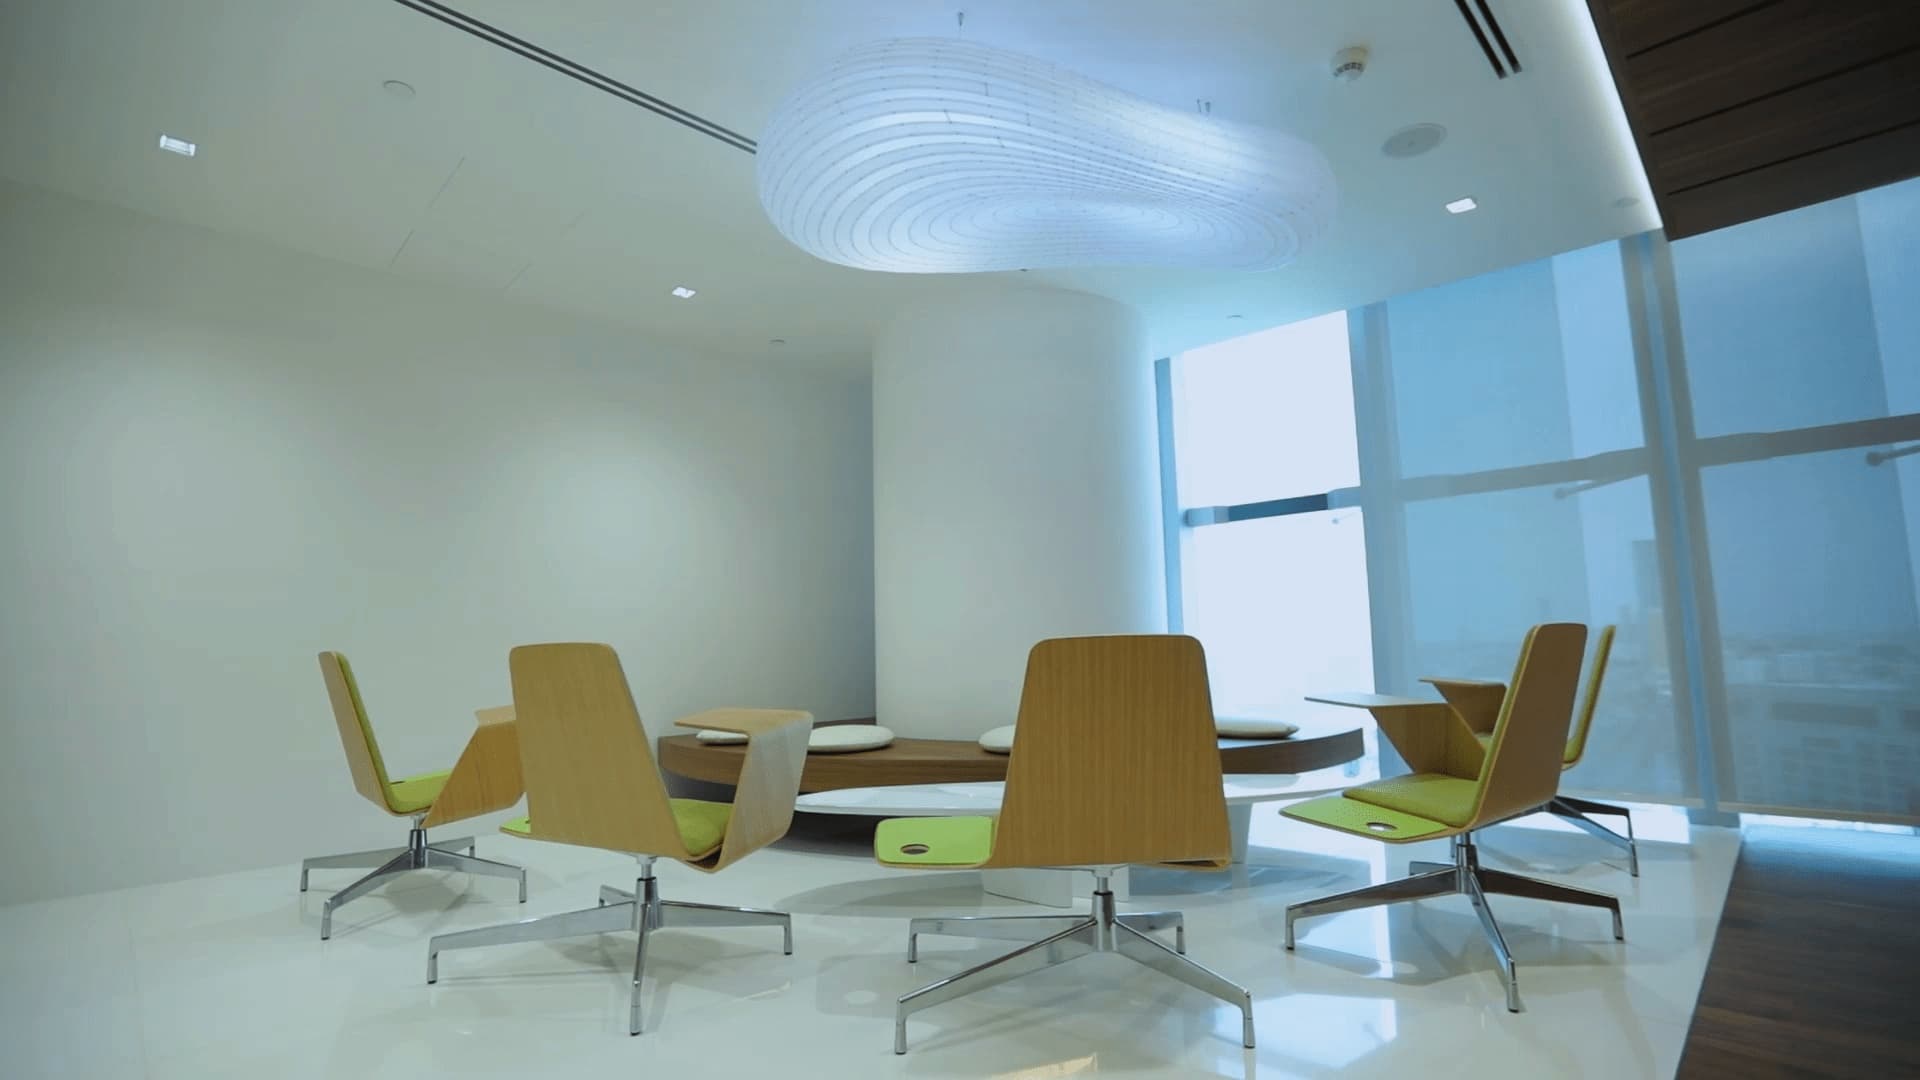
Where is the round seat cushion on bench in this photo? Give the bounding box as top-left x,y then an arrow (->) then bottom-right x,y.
1214,716 -> 1299,739
977,725 -> 1017,754
807,724 -> 896,753
695,728 -> 750,745
697,725 -> 900,752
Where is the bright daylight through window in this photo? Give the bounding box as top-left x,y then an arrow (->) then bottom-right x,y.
1162,174 -> 1920,825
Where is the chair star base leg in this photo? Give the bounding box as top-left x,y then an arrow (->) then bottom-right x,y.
428,857 -> 794,1036
1284,833 -> 1623,1012
305,822 -> 527,939
894,873 -> 1252,1054
1548,795 -> 1640,877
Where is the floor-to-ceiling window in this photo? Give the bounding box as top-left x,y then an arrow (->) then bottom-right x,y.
1161,313 -> 1373,716
1666,178 -> 1920,822
1158,174 -> 1920,823
1358,239 -> 1692,802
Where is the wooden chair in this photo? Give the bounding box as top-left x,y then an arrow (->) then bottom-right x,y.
1285,623 -> 1624,1012
301,651 -> 527,940
424,643 -> 812,1036
1430,626 -> 1637,874
873,635 -> 1254,1054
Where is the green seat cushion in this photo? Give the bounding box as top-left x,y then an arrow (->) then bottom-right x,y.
387,769 -> 452,814
875,815 -> 995,868
667,799 -> 733,857
1346,773 -> 1481,828
1282,793 -> 1458,844
500,798 -> 734,858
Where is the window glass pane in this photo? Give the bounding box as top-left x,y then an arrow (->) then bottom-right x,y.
1383,241 -> 1642,476
1183,510 -> 1373,716
1173,312 -> 1356,506
1860,177 -> 1920,417
1673,175 -> 1920,437
1702,447 -> 1920,817
1400,478 -> 1694,798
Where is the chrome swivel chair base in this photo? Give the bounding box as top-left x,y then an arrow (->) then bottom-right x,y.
301,819 -> 527,940
896,871 -> 1253,1054
1284,833 -> 1623,1012
1547,795 -> 1639,876
426,856 -> 793,1036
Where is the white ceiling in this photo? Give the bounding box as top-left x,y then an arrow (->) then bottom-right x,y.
0,0 -> 1657,370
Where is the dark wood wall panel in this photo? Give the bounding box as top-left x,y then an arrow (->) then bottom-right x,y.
1590,0 -> 1920,239
1650,50 -> 1920,193
1606,0 -> 1773,58
1663,122 -> 1920,240
1628,2 -> 1920,133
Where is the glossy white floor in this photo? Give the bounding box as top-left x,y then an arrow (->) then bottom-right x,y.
1,807 -> 1735,1079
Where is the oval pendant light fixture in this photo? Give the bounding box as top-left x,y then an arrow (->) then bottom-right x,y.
756,37 -> 1338,274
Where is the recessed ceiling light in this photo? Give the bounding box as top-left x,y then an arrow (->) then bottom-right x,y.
1612,195 -> 1641,209
1382,123 -> 1446,159
1445,196 -> 1478,214
670,286 -> 697,299
1226,314 -> 1244,320
157,134 -> 197,157
382,79 -> 416,100
769,338 -> 787,346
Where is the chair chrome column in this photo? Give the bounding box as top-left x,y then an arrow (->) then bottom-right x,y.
1286,832 -> 1623,1011
427,856 -> 792,1036
302,816 -> 527,940
895,870 -> 1252,1054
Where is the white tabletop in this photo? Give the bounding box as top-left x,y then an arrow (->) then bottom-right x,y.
795,761 -> 1379,817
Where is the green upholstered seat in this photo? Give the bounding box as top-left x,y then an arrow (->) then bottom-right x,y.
1282,793 -> 1457,843
875,815 -> 996,868
1345,773 -> 1480,828
387,770 -> 453,815
1285,763 -> 1480,841
502,798 -> 734,860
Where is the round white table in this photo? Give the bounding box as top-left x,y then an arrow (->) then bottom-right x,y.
797,762 -> 1376,907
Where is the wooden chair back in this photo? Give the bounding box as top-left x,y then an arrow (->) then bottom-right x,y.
508,643 -> 690,859
1469,623 -> 1588,826
318,651 -> 399,814
988,635 -> 1231,870
1562,625 -> 1616,768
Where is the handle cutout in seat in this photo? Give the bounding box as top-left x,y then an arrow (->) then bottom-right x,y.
899,843 -> 931,855
1365,821 -> 1398,833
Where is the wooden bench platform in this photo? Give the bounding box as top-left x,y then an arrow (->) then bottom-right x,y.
658,715 -> 1366,794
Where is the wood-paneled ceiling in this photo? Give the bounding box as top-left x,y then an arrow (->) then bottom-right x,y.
1588,0 -> 1920,240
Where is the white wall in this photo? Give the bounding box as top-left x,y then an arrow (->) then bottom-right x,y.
872,287 -> 1164,738
0,180 -> 875,905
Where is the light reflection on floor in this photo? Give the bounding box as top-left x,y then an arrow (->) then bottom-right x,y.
0,806 -> 1736,1079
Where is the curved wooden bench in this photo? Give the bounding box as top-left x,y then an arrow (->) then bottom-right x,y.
659,715 -> 1365,794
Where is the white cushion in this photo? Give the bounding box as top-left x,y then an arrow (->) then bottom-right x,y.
807,724 -> 896,753
694,729 -> 749,745
977,724 -> 1017,754
1214,716 -> 1299,739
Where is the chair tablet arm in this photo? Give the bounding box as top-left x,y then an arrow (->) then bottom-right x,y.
1417,679 -> 1506,735
1419,677 -> 1506,691
698,712 -> 812,872
1305,691 -> 1447,711
420,707 -> 525,829
674,708 -> 813,736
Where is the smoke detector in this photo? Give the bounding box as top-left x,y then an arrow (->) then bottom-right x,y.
1332,46 -> 1369,82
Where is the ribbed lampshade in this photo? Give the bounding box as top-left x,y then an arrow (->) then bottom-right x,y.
756,38 -> 1338,274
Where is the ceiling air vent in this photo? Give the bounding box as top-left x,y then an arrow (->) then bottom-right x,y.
1452,0 -> 1523,78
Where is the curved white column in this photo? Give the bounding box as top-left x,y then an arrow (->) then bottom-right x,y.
873,286 -> 1165,739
